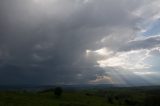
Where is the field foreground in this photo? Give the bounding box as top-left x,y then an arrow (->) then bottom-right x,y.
0,86 -> 160,106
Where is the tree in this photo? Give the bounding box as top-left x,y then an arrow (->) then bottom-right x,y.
54,87 -> 63,97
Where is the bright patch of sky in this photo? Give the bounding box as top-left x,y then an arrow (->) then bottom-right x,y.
143,19 -> 160,36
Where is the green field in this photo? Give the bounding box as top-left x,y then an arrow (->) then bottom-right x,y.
0,91 -> 109,106
0,87 -> 160,106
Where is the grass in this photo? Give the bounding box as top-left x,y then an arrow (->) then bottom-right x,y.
0,91 -> 111,106
0,87 -> 159,106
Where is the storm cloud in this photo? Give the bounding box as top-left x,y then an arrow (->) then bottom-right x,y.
0,0 -> 160,85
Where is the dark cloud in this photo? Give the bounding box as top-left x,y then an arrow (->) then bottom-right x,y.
0,0 -> 156,85
0,0 -> 119,85
119,35 -> 160,51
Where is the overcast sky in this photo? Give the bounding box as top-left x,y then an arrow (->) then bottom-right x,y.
0,0 -> 160,86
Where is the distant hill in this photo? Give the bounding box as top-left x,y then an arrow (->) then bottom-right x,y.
0,84 -> 160,91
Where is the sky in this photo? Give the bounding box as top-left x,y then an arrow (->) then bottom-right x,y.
0,0 -> 160,86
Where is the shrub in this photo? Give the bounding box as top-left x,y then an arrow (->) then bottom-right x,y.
54,87 -> 63,97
